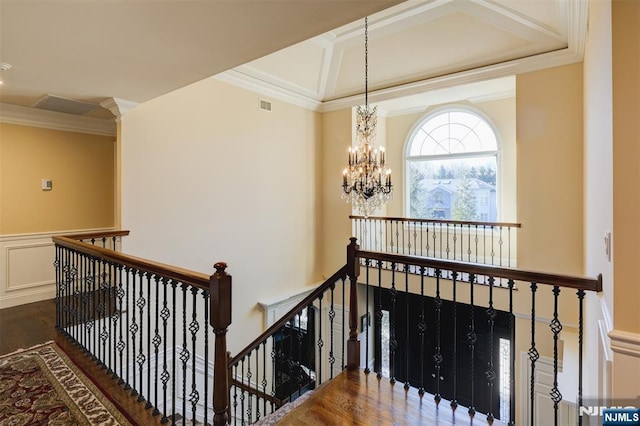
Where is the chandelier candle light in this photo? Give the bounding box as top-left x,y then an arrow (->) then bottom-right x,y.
341,16 -> 393,217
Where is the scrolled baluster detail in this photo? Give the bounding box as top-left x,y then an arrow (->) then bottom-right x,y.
550,286 -> 563,424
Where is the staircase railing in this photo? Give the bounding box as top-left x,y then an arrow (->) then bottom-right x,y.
226,265 -> 351,424
229,238 -> 601,426
53,231 -> 232,426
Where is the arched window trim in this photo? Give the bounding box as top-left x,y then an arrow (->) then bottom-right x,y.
403,104 -> 503,220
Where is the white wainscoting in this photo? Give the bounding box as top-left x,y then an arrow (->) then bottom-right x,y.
519,352 -> 577,426
0,228 -> 114,309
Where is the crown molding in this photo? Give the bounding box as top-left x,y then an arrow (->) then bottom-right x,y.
99,97 -> 138,121
319,44 -> 583,112
0,103 -> 116,136
213,70 -> 322,111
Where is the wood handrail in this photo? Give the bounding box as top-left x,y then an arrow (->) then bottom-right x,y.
60,230 -> 131,240
230,378 -> 284,407
350,215 -> 521,228
53,235 -> 210,290
357,249 -> 602,292
229,265 -> 349,366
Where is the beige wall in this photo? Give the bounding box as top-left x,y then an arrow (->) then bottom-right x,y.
516,64 -> 584,275
612,0 -> 640,336
0,123 -> 115,234
583,0 -> 614,400
320,108 -> 355,277
611,0 -> 640,399
121,77 -> 323,353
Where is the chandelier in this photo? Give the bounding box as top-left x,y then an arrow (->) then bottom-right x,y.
341,17 -> 392,217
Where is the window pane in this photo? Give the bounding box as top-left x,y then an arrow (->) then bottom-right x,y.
409,110 -> 497,157
408,157 -> 497,221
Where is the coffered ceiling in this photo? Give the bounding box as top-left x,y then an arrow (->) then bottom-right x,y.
0,0 -> 586,122
220,0 -> 586,112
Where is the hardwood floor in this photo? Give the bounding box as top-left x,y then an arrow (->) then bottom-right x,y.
1,300 -> 505,425
0,299 -> 57,355
0,299 -> 163,425
276,369 -> 507,426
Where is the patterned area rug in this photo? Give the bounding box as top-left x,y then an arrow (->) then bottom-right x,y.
0,342 -> 132,425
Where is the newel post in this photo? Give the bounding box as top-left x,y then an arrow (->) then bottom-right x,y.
210,262 -> 231,426
346,237 -> 361,370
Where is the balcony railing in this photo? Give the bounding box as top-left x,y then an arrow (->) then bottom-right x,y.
351,215 -> 521,267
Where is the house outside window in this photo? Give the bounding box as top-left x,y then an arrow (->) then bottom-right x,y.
406,107 -> 499,221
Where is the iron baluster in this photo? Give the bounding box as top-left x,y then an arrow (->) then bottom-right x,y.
342,276 -> 346,371
468,273 -> 477,417
110,261 -> 118,377
137,270 -> 147,402
451,271 -> 458,411
54,246 -> 60,329
180,283 -> 189,424
146,272 -> 153,409
376,259 -> 383,379
434,268 -> 442,404
550,286 -> 563,425
508,279 -> 515,426
124,267 -> 132,392
467,224 -> 472,262
129,268 -> 138,395
100,259 -> 109,369
330,282 -> 337,378
246,352 -> 252,423
190,287 -> 200,423
171,279 -> 177,424
255,347 -> 260,421
152,274 -> 161,416
317,294 -> 323,384
418,266 -> 426,396
364,259 -> 370,374
404,263 -> 410,391
160,278 -> 171,424
528,282 -> 539,426
577,289 -> 585,426
203,289 -> 210,425
389,262 -> 397,385
262,340 -> 268,419
240,359 -> 245,426
486,276 -> 496,423
233,363 -> 239,426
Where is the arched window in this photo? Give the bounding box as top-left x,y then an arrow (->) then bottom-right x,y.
406,108 -> 499,221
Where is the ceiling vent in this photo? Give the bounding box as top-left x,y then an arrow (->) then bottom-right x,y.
32,94 -> 99,115
259,99 -> 272,112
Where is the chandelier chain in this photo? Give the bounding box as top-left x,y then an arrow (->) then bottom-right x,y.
365,16 -> 368,109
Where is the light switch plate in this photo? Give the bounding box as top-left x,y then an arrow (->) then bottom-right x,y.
42,179 -> 52,191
